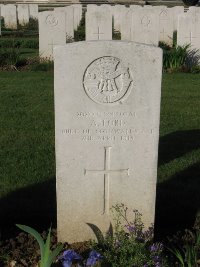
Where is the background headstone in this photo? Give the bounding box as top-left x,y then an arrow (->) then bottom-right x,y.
55,6 -> 74,39
131,9 -> 159,46
29,4 -> 38,20
17,4 -> 29,26
72,4 -> 82,31
177,13 -> 200,65
3,4 -> 17,29
158,8 -> 174,46
113,5 -> 127,32
86,6 -> 112,41
54,41 -> 162,243
39,11 -> 66,59
121,8 -> 132,41
171,6 -> 184,31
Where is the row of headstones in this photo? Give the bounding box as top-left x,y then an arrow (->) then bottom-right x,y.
39,4 -> 200,60
39,4 -> 82,58
0,4 -> 38,29
86,4 -> 200,50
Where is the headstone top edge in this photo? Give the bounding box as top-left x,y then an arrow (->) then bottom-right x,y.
53,41 -> 163,53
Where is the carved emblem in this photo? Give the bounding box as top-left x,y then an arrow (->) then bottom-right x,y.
141,16 -> 151,27
160,10 -> 168,19
45,14 -> 58,26
83,57 -> 133,104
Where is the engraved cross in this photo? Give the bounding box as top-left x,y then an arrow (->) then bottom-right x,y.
93,26 -> 104,40
160,28 -> 166,40
84,146 -> 130,215
48,40 -> 60,55
185,31 -> 198,43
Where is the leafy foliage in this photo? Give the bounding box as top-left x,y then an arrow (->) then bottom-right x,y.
89,204 -> 168,267
0,46 -> 21,68
168,215 -> 200,267
0,38 -> 39,49
161,44 -> 190,71
16,224 -> 63,267
74,11 -> 85,41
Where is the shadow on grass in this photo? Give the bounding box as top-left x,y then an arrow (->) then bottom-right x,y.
0,178 -> 56,241
158,129 -> 200,166
0,130 -> 200,241
155,161 -> 200,240
155,129 -> 200,240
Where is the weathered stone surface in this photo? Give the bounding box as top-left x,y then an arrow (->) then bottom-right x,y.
17,4 -> 29,26
54,41 -> 162,243
3,4 -> 17,29
55,6 -> 74,39
113,5 -> 127,32
29,4 -> 38,20
86,6 -> 112,40
39,11 -> 66,59
177,12 -> 200,64
121,8 -> 132,41
71,4 -> 82,31
171,6 -> 184,31
131,8 -> 159,46
158,7 -> 173,46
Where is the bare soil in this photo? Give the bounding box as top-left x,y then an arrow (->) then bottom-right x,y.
0,229 -> 90,267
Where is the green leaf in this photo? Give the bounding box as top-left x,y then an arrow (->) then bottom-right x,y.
168,247 -> 185,267
43,227 -> 52,267
46,243 -> 64,266
87,223 -> 105,244
16,224 -> 45,262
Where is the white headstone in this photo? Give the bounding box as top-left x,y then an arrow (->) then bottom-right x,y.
17,4 -> 29,26
188,6 -> 200,16
131,9 -> 159,46
3,4 -> 17,29
54,41 -> 162,243
39,11 -> 66,59
0,5 -> 3,35
171,6 -> 184,31
86,7 -> 112,41
0,4 -> 4,18
129,5 -> 142,11
55,6 -> 74,39
121,8 -> 132,41
29,4 -> 38,20
121,5 -> 142,41
177,12 -> 200,62
87,4 -> 98,13
113,5 -> 127,32
158,8 -> 174,45
72,4 -> 82,31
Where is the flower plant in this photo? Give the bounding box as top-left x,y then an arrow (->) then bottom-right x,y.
59,249 -> 103,267
88,204 -> 168,267
168,216 -> 200,267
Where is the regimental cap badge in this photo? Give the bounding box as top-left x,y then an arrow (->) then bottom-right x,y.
83,56 -> 133,105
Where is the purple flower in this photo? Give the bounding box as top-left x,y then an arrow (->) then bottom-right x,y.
59,249 -> 82,267
125,224 -> 136,233
86,250 -> 103,266
150,243 -> 163,253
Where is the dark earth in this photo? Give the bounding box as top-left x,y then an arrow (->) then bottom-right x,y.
0,229 -> 90,267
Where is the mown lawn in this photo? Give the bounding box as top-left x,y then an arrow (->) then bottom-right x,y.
0,72 -> 199,239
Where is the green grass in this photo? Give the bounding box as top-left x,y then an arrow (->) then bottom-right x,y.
0,72 -> 199,239
0,72 -> 54,196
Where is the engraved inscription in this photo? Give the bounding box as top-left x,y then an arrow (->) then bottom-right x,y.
83,57 -> 133,104
84,147 -> 129,215
45,14 -> 58,26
